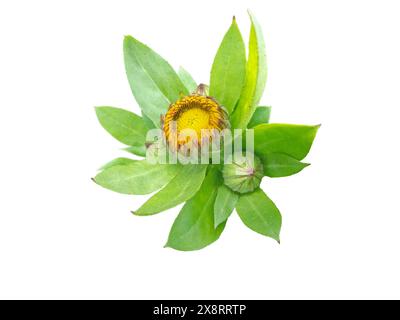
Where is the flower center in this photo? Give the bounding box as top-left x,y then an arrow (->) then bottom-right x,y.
176,107 -> 211,140
162,85 -> 229,148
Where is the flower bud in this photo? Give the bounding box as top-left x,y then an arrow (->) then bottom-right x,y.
222,154 -> 264,194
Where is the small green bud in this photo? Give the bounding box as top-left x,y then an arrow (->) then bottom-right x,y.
222,154 -> 264,194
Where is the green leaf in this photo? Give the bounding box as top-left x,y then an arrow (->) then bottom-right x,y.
254,124 -> 320,160
165,167 -> 224,251
247,106 -> 271,128
209,17 -> 246,114
261,153 -> 310,177
214,185 -> 239,228
123,36 -> 188,127
95,107 -> 147,147
94,161 -> 180,195
123,145 -> 146,157
236,188 -> 281,242
178,67 -> 197,93
134,165 -> 208,216
99,158 -> 137,171
231,11 -> 267,129
141,112 -> 156,129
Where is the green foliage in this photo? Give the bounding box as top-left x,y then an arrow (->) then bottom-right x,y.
214,185 -> 239,228
236,188 -> 281,242
94,161 -> 180,195
248,106 -> 271,128
165,167 -> 224,251
134,165 -> 208,216
99,158 -> 137,171
95,107 -> 147,147
210,17 -> 246,114
254,124 -> 320,160
178,67 -> 197,93
262,153 -> 310,177
124,36 -> 188,127
123,145 -> 147,157
231,11 -> 267,129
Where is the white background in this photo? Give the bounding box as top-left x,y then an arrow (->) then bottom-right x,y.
1,0 -> 399,300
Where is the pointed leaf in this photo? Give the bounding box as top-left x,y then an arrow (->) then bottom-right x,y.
210,17 -> 246,114
165,167 -> 224,251
123,36 -> 188,127
231,11 -> 267,128
95,107 -> 147,146
236,188 -> 281,242
134,165 -> 208,216
99,158 -> 137,171
94,161 -> 180,195
214,185 -> 239,228
247,106 -> 271,128
262,153 -> 310,177
178,67 -> 197,93
123,145 -> 146,157
254,124 -> 320,160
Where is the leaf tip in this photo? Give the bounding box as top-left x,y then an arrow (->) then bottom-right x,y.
132,209 -> 146,216
247,9 -> 255,19
123,35 -> 137,48
94,106 -> 108,119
